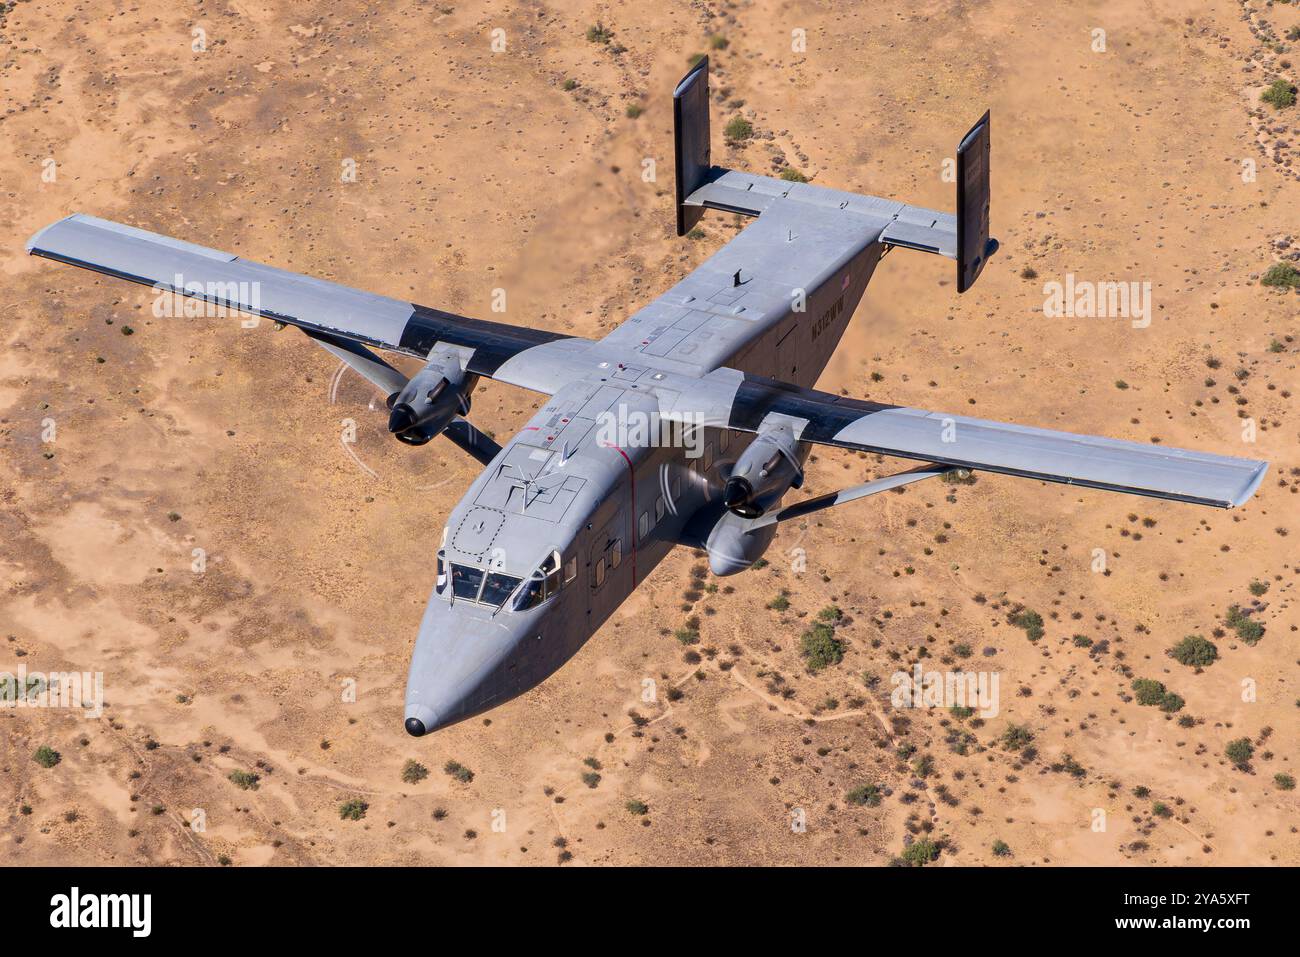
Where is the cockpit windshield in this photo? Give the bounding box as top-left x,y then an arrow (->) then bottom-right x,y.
445,551 -> 568,611
447,562 -> 524,609
450,564 -> 485,601
480,573 -> 523,607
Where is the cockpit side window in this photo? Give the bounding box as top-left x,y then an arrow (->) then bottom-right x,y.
512,552 -> 566,612
542,551 -> 562,595
436,550 -> 449,594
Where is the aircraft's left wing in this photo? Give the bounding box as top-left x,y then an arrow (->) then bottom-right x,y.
664,370 -> 1268,509
26,213 -> 574,392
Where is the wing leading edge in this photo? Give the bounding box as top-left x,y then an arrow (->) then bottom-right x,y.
26,213 -> 571,387
714,373 -> 1267,509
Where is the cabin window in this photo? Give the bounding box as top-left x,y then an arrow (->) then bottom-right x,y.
704,442 -> 714,470
671,477 -> 681,500
655,496 -> 665,522
564,557 -> 578,583
609,539 -> 622,569
638,512 -> 649,538
720,429 -> 730,451
593,557 -> 607,588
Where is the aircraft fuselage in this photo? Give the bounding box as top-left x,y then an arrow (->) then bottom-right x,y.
402,239 -> 883,734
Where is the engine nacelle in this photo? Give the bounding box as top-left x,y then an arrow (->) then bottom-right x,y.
387,351 -> 475,446
722,422 -> 805,518
704,509 -> 778,576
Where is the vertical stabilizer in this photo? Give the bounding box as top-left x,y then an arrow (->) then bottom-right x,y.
673,56 -> 711,237
956,111 -> 995,293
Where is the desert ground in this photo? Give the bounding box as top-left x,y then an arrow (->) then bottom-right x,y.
1,0 -> 1296,866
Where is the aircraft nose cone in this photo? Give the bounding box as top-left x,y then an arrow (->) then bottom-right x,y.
404,704 -> 439,737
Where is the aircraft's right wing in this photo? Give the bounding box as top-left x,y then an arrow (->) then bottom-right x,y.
670,370 -> 1268,509
26,213 -> 575,393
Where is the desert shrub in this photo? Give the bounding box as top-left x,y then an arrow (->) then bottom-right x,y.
1132,678 -> 1168,707
779,168 -> 808,182
724,116 -> 753,141
33,746 -> 61,768
444,760 -> 474,783
585,22 -> 613,44
767,593 -> 790,612
1261,78 -> 1297,108
1008,607 -> 1045,641
1158,693 -> 1185,713
1168,634 -> 1218,668
228,770 -> 260,791
1224,605 -> 1265,644
817,605 -> 843,622
800,623 -> 844,671
1274,774 -> 1296,791
846,783 -> 882,807
902,838 -> 940,866
625,104 -> 642,119
1248,579 -> 1270,597
1225,738 -> 1254,768
625,799 -> 649,815
581,771 -> 601,789
1000,724 -> 1034,751
1152,801 -> 1173,818
1261,262 -> 1300,289
400,759 -> 429,785
992,839 -> 1011,857
339,798 -> 368,821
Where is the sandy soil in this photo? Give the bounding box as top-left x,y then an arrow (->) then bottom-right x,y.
0,0 -> 1295,866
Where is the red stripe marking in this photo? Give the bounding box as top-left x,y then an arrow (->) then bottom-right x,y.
608,444 -> 637,587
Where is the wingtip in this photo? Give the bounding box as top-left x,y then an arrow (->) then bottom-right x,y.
25,213 -> 83,255
1229,460 -> 1269,508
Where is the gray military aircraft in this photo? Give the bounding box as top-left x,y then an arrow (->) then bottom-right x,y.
28,60 -> 1267,736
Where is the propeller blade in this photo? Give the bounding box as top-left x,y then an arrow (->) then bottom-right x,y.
302,328 -> 408,398
443,418 -> 503,466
